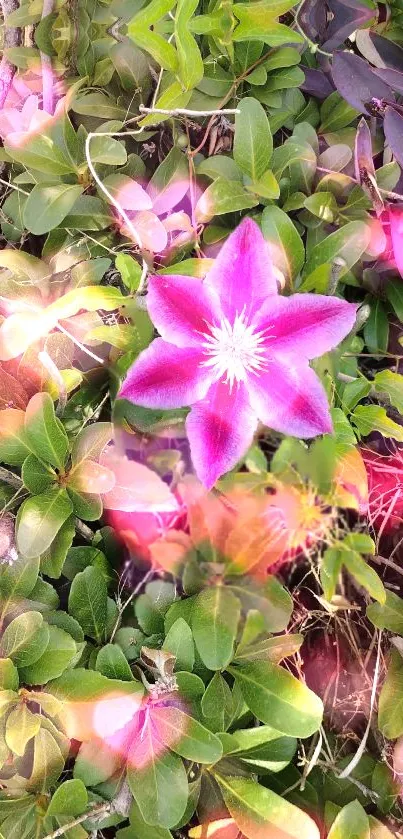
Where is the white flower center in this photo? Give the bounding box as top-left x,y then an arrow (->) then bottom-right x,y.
199,309 -> 272,390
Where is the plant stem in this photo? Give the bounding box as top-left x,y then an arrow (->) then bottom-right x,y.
42,803 -> 111,839
109,566 -> 154,642
139,105 -> 240,116
0,466 -> 22,489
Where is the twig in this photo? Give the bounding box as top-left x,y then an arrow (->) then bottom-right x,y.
139,105 -> 240,117
56,323 -> 105,367
85,132 -> 149,292
42,802 -> 111,839
38,350 -> 67,416
373,554 -> 403,579
109,566 -> 154,642
75,518 -> 94,542
338,630 -> 382,779
0,466 -> 22,489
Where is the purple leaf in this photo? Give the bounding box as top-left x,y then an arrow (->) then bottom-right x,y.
384,106 -> 403,169
323,0 -> 375,52
301,67 -> 335,100
298,0 -> 327,44
332,51 -> 394,115
354,117 -> 374,182
373,67 -> 403,96
369,33 -> 403,71
354,118 -> 384,216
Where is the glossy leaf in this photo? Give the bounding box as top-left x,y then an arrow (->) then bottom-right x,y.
228,660 -> 323,737
192,586 -> 241,670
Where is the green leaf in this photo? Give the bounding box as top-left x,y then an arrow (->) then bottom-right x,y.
303,221 -> 371,286
386,278 -> 403,321
70,422 -> 113,471
342,550 -> 385,604
175,0 -> 204,89
127,802 -> 174,839
367,590 -> 403,634
351,405 -> 403,443
228,660 -> 323,738
150,705 -> 223,764
195,178 -> 259,222
40,515 -> 76,579
234,98 -> 273,181
88,135 -> 127,166
127,718 -> 188,828
261,205 -> 304,284
27,728 -> 65,791
201,672 -> 233,732
233,634 -> 304,665
214,774 -> 320,839
16,487 -> 73,559
378,650 -> 403,739
68,565 -> 108,642
305,191 -> 339,223
327,800 -> 370,839
233,2 -> 304,46
0,658 -> 19,690
96,644 -> 134,681
192,586 -> 240,670
116,253 -> 143,293
22,455 -> 56,495
74,738 -> 122,786
363,300 -> 389,353
5,704 -> 41,756
25,392 -> 69,470
0,551 -> 39,602
0,611 -> 49,666
320,91 -> 360,133
229,724 -> 296,773
373,370 -> 403,413
227,576 -> 292,633
4,132 -> 77,176
162,618 -> 195,672
47,778 -> 88,818
0,409 -> 34,465
128,0 -> 178,73
19,625 -> 77,685
320,548 -> 343,601
23,185 -> 84,234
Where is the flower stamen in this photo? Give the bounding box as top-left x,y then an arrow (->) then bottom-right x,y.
199,309 -> 273,391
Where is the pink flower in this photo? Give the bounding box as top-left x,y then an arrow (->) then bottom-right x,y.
115,176 -> 193,254
120,218 -> 357,488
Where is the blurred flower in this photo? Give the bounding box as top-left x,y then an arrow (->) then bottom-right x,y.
115,174 -> 194,254
362,447 -> 403,533
0,515 -> 18,566
120,218 -> 357,488
0,94 -> 68,147
332,446 -> 369,514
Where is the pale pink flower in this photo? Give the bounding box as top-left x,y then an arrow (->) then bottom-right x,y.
120,218 -> 357,488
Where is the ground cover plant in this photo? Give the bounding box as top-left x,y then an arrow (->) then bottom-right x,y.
1,0 -> 403,837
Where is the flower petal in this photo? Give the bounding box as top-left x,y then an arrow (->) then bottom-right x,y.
119,338 -> 214,409
147,274 -> 221,348
390,207 -> 403,277
205,217 -> 278,321
186,379 -> 258,489
256,293 -> 357,360
247,360 -> 332,438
